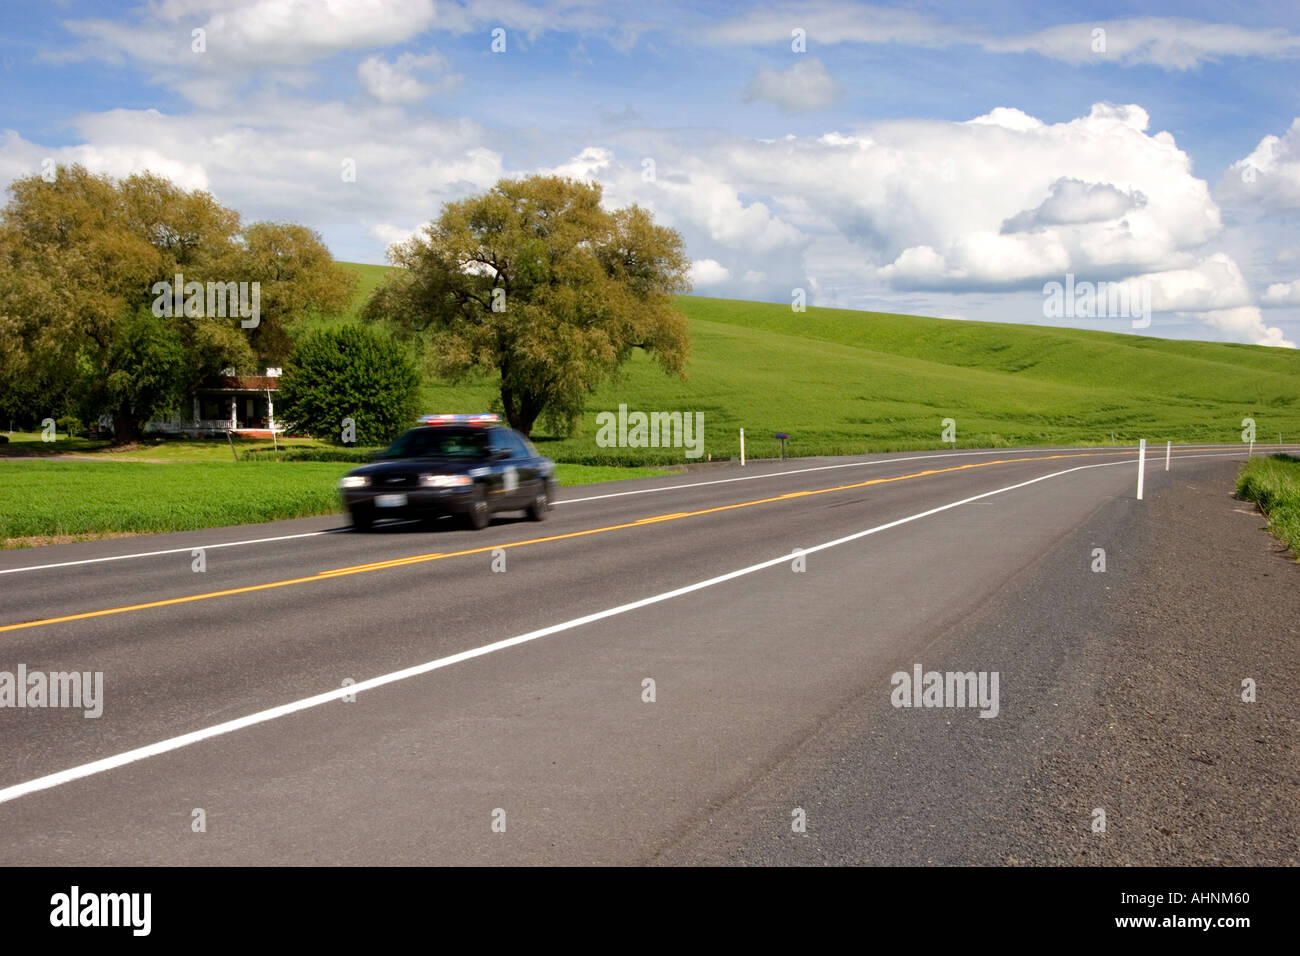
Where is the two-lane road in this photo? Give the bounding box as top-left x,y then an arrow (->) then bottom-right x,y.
0,444 -> 1290,864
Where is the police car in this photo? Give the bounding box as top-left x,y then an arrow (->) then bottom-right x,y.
338,414 -> 555,531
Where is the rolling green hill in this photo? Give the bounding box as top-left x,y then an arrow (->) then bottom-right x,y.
341,262 -> 1300,464
346,261 -> 394,309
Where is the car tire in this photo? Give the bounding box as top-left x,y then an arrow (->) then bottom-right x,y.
350,507 -> 373,532
463,488 -> 491,530
526,483 -> 550,521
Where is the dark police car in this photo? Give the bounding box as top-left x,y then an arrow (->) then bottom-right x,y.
338,414 -> 555,531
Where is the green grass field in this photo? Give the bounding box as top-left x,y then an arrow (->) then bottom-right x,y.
1235,454 -> 1300,558
0,459 -> 349,541
334,268 -> 1300,464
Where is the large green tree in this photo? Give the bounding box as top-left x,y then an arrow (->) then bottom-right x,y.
0,164 -> 356,443
363,175 -> 692,437
238,221 -> 361,365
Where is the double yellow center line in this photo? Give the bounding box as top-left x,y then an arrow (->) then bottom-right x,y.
2,450 -> 1134,634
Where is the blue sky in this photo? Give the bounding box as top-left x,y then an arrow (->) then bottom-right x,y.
3,0 -> 1299,346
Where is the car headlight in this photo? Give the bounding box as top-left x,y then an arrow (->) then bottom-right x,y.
421,474 -> 473,487
339,475 -> 369,488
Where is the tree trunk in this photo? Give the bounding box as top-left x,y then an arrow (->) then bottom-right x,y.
500,384 -> 542,437
111,411 -> 140,446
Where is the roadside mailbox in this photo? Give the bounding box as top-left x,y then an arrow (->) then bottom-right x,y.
775,432 -> 789,459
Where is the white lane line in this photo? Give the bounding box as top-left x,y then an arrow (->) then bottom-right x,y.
0,451 -> 1240,807
0,443 -> 1266,576
0,528 -> 345,575
0,521 -> 419,576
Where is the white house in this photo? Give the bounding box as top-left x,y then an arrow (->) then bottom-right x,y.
144,368 -> 283,438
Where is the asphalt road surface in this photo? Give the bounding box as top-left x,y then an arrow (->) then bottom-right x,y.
1,444 -> 1296,865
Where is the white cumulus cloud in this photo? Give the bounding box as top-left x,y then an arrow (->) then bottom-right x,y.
358,51 -> 460,103
1262,280 -> 1300,306
1221,118 -> 1300,209
1001,178 -> 1146,233
1185,307 -> 1295,348
543,146 -> 615,181
689,259 -> 731,286
709,102 -> 1217,291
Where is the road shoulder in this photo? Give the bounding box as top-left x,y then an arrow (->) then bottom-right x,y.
654,457 -> 1299,865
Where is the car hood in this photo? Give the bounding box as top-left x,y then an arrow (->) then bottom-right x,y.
346,457 -> 488,479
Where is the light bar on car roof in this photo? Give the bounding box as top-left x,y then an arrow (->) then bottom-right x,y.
418,413 -> 500,425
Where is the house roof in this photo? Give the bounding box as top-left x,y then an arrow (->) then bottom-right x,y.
202,376 -> 280,391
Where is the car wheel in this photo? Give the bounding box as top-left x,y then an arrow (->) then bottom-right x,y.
350,507 -> 373,531
463,488 -> 491,530
526,483 -> 550,521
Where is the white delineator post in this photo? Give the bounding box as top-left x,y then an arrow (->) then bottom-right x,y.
1137,438 -> 1146,500
1165,440 -> 1171,471
267,387 -> 277,451
739,428 -> 746,467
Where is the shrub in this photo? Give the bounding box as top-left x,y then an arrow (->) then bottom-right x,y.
240,445 -> 377,463
56,415 -> 84,438
275,324 -> 421,446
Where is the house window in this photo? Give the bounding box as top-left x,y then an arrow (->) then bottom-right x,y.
200,397 -> 224,420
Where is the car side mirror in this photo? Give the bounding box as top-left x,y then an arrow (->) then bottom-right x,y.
491,448 -> 511,460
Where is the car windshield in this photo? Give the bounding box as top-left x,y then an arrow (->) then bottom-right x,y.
383,428 -> 490,459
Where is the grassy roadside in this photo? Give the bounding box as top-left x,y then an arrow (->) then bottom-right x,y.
1236,454 -> 1300,558
0,459 -> 671,548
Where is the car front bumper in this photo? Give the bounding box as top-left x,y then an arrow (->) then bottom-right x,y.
341,486 -> 479,519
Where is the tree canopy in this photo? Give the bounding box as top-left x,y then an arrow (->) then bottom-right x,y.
363,174 -> 692,437
0,164 -> 356,442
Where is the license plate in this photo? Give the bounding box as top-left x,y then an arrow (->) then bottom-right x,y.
375,493 -> 407,508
